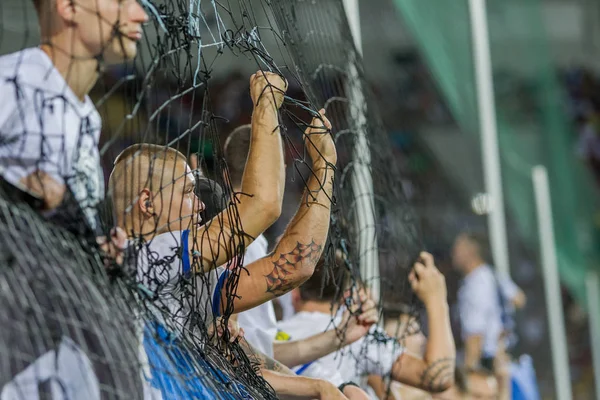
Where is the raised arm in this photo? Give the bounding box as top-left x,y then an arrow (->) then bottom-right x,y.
273,292 -> 378,368
390,252 -> 456,393
193,71 -> 287,268
216,109 -> 336,314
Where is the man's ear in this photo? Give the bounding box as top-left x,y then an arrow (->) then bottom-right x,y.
55,0 -> 76,24
138,188 -> 154,217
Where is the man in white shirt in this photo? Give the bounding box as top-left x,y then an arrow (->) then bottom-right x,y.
111,92 -> 351,398
0,1 -> 148,398
452,232 -> 505,372
110,70 -> 289,329
223,125 -> 378,376
280,252 -> 456,395
0,0 -> 148,235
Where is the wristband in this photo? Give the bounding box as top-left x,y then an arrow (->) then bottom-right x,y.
338,381 -> 360,392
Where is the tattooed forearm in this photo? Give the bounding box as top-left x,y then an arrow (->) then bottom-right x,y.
259,353 -> 291,375
240,338 -> 294,375
419,357 -> 455,393
264,240 -> 322,296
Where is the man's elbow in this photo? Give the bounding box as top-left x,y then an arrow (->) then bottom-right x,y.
418,358 -> 456,393
255,194 -> 282,225
266,197 -> 283,223
427,371 -> 455,393
297,260 -> 318,282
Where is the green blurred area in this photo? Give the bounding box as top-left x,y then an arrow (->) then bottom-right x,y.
392,0 -> 600,305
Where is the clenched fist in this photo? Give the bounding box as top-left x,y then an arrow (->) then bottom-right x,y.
408,252 -> 447,308
304,108 -> 336,167
250,71 -> 287,109
20,170 -> 66,210
214,317 -> 245,344
341,288 -> 379,345
97,227 -> 127,266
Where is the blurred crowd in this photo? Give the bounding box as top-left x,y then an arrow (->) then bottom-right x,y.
564,67 -> 600,185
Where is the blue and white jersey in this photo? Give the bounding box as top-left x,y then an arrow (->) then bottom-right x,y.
135,230 -> 257,399
134,230 -> 229,333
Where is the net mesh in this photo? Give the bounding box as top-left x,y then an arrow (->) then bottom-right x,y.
0,0 -> 422,398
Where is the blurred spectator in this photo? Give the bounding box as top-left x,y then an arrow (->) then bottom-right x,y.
576,111 -> 600,184
452,232 -> 504,372
563,67 -> 600,185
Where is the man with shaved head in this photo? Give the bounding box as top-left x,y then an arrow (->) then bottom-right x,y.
109,69 -> 356,397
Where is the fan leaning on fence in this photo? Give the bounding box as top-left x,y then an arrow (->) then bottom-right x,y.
109,71 -> 363,399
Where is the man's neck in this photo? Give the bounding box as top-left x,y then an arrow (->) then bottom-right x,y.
464,259 -> 485,276
40,40 -> 100,101
295,301 -> 338,315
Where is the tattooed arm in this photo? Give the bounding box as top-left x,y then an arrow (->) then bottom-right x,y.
242,337 -> 349,400
237,335 -> 347,399
390,253 -> 456,393
214,110 -> 336,314
238,338 -> 296,375
261,371 -> 348,400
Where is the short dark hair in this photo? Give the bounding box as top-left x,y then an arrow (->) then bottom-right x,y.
381,301 -> 414,320
298,251 -> 348,303
31,0 -> 44,12
223,124 -> 286,188
461,231 -> 491,262
223,125 -> 252,188
195,176 -> 227,222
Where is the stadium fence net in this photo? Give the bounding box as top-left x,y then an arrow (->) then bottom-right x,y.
0,0 -> 423,398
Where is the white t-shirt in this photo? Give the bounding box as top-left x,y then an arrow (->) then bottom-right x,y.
0,48 -> 104,230
134,230 -> 228,332
458,264 -> 503,358
277,311 -> 404,388
236,235 -> 278,357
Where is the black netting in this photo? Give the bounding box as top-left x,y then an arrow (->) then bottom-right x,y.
0,0 -> 424,398
268,0 -> 425,391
